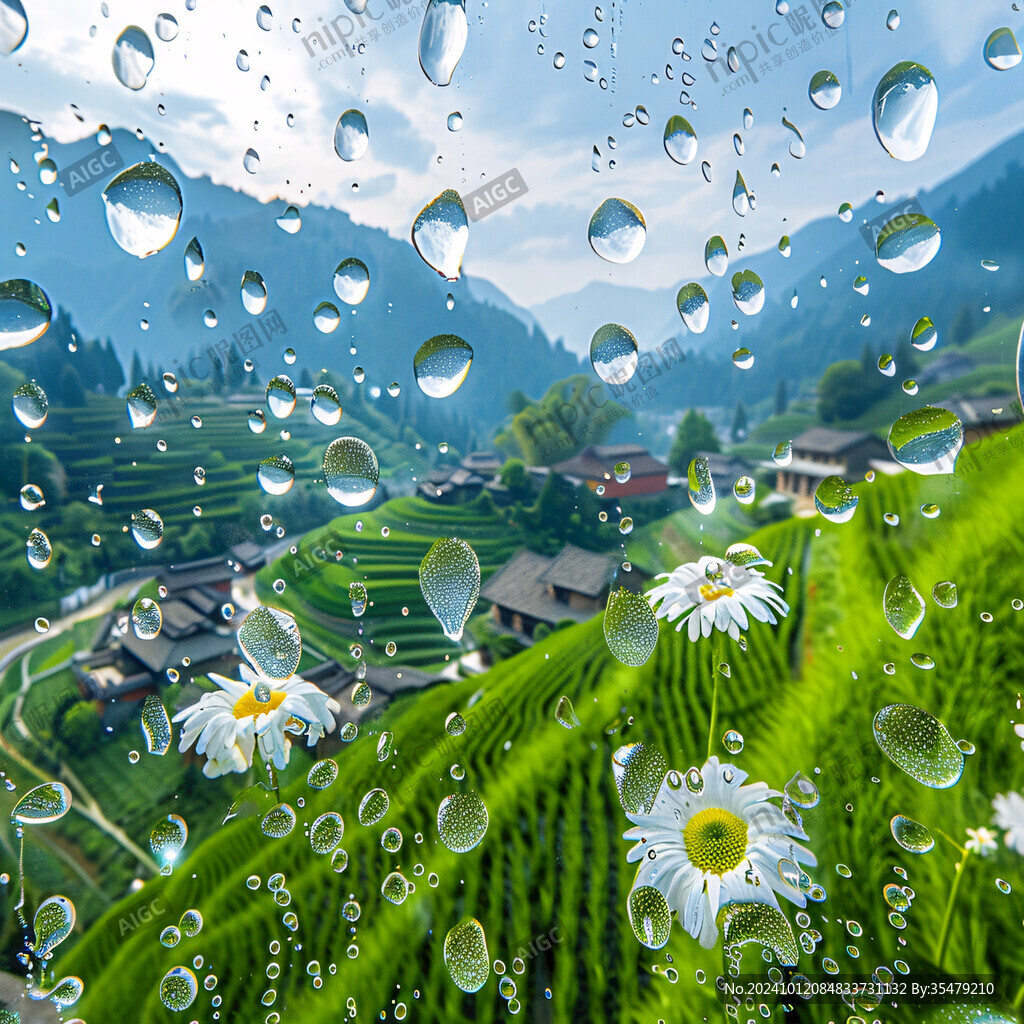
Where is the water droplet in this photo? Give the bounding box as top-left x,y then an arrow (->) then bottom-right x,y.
814,476 -> 858,523
412,190 -> 468,281
323,436 -> 379,507
687,455 -> 716,514
12,782 -> 72,824
872,61 -> 938,161
676,283 -> 709,334
0,0 -> 28,53
413,334 -> 473,397
261,803 -> 296,838
732,170 -> 752,216
821,1 -> 844,28
663,115 -> 697,165
160,925 -> 180,947
782,116 -> 806,158
874,704 -> 965,788
604,588 -> 658,667
722,729 -> 744,754
887,406 -> 963,474
809,69 -> 841,109
419,0 -> 468,86
883,574 -> 926,639
103,162 -> 182,258
704,235 -> 729,277
731,269 -> 765,315
555,695 -> 580,729
358,788 -> 389,826
12,381 -> 48,426
886,9 -> 900,30
628,885 -> 672,949
590,323 -> 638,385
160,967 -> 197,1011
19,483 -> 44,511
150,813 -> 188,863
444,918 -> 489,992
419,537 -> 480,641
26,528 -> 52,569
307,758 -> 339,790
30,896 -> 75,958
258,454 -> 295,495
309,812 -> 345,854
112,26 -> 154,89
238,605 -> 301,679
437,791 -> 489,852
0,280 -> 52,351
889,814 -> 934,853
984,27 -> 1021,70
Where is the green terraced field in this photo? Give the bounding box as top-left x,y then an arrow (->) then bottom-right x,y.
40,424 -> 1024,1022
256,495 -> 524,668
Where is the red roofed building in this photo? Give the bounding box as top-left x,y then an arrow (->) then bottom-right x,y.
549,443 -> 668,498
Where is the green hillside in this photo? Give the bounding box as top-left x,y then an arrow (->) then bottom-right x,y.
255,494 -> 523,668
46,424 -> 1024,1022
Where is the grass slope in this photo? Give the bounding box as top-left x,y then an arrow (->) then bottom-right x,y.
53,425 -> 1024,1023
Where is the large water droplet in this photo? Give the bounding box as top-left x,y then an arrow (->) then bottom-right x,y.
555,694 -> 580,729
30,896 -> 75,958
160,967 -> 198,1011
889,814 -> 935,853
131,508 -> 164,549
419,537 -> 480,641
419,0 -> 468,86
12,782 -> 72,824
875,212 -> 941,273
12,381 -> 48,427
704,235 -> 729,276
238,605 -> 301,679
150,813 -> 188,863
887,406 -> 963,474
731,269 -> 765,315
588,198 -> 646,264
0,279 -> 51,351
112,26 -> 154,89
676,283 -> 709,333
266,375 -> 297,417
127,382 -> 158,428
412,190 -> 468,281
311,385 -> 343,425
687,455 -> 716,514
358,788 -> 390,825
732,170 -> 752,216
604,589 -> 658,667
240,270 -> 267,315
103,162 -> 182,258
0,0 -> 28,53
809,69 -> 842,109
261,802 -> 297,838
663,115 -> 698,164
932,580 -> 957,609
883,574 -> 925,639
333,258 -> 370,305
872,61 -> 938,161
628,886 -> 672,949
140,693 -> 171,753
183,236 -> 203,280
323,436 -> 379,506
873,703 -> 965,788
444,919 -> 489,993
26,528 -> 52,569
590,323 -> 638,385
721,901 -> 799,967
984,27 -> 1021,71
258,454 -> 296,495
437,791 -> 489,852
814,476 -> 858,523
309,812 -> 345,854
334,109 -> 369,161
413,334 -> 473,397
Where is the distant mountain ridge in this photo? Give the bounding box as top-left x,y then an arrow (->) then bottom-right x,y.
0,110 -> 580,432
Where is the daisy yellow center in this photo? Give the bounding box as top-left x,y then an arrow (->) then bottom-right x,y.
699,583 -> 734,602
232,686 -> 287,720
683,807 -> 749,875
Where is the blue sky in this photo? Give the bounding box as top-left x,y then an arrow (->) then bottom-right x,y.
0,0 -> 1021,309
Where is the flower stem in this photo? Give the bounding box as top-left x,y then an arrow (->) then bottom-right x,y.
932,826 -> 967,856
935,847 -> 970,971
267,763 -> 281,803
706,635 -> 721,761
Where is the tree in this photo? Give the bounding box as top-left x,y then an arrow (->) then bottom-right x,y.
668,409 -> 719,475
730,401 -> 748,443
58,364 -> 87,407
951,305 -> 974,346
129,350 -> 144,387
500,458 -> 531,500
774,377 -> 788,417
818,360 -> 883,423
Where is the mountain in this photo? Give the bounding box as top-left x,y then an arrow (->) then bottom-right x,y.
0,111 -> 580,433
532,130 -> 1024,405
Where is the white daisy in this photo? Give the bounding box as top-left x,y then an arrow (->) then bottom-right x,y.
965,826 -> 998,857
992,792 -> 1024,855
645,551 -> 789,642
173,663 -> 341,778
622,756 -> 816,949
